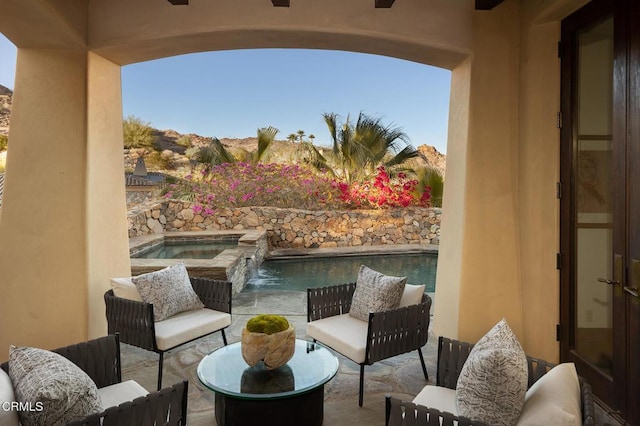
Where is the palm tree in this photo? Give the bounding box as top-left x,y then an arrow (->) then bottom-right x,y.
313,112 -> 420,183
287,133 -> 297,144
185,137 -> 235,170
296,130 -> 306,143
308,134 -> 315,144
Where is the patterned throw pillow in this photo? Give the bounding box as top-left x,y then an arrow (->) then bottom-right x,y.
456,319 -> 528,426
132,262 -> 205,321
9,346 -> 103,426
349,265 -> 407,321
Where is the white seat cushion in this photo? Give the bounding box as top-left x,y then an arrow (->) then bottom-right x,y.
0,369 -> 20,426
154,308 -> 231,350
306,314 -> 368,364
413,385 -> 458,416
97,380 -> 149,409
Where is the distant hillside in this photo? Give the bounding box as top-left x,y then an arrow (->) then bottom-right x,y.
0,85 -> 446,176
0,84 -> 11,135
145,128 -> 446,176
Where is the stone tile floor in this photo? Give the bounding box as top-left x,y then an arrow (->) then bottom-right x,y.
121,290 -> 437,425
120,289 -> 620,425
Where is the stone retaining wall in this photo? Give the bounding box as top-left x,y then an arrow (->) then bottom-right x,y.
127,200 -> 441,248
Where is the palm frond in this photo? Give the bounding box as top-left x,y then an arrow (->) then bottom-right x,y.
255,126 -> 279,163
384,145 -> 421,168
415,166 -> 444,207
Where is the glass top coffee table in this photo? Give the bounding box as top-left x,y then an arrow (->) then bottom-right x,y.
198,338 -> 339,426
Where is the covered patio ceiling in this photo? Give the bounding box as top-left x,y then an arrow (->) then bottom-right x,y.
166,0 -> 505,9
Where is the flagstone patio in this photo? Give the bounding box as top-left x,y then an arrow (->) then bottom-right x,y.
120,289 -> 439,425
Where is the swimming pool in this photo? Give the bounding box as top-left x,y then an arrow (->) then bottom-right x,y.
246,253 -> 437,292
131,239 -> 240,259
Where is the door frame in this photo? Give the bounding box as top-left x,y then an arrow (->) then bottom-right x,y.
559,0 -> 619,413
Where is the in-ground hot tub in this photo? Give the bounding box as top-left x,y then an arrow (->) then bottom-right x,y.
129,230 -> 268,294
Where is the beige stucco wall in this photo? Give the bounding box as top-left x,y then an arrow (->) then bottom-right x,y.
0,48 -> 89,351
0,0 -> 590,361
86,53 -> 131,338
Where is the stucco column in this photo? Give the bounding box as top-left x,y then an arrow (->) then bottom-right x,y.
0,48 -> 89,354
86,52 -> 130,339
0,49 -> 131,356
434,1 -> 525,343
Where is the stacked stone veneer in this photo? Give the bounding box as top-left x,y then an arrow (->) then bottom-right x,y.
128,200 -> 441,248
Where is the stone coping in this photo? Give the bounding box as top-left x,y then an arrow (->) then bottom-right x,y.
267,243 -> 439,260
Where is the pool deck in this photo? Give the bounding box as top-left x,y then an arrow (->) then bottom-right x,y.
122,240 -> 441,424
121,289 -> 438,426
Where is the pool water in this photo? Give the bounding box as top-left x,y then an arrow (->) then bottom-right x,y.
246,253 -> 437,292
132,240 -> 239,259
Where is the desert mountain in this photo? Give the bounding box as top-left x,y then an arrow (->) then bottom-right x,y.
0,83 -> 446,175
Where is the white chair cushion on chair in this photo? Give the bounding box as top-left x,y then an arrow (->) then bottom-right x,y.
399,284 -> 425,307
306,314 -> 369,364
0,368 -> 20,426
154,308 -> 231,351
413,385 -> 458,416
516,363 -> 581,426
110,277 -> 143,302
97,380 -> 149,409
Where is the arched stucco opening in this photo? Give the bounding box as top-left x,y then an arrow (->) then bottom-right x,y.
0,0 -> 570,363
107,24 -> 472,343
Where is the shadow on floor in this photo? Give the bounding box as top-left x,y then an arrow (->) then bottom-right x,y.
120,290 -> 438,426
120,289 -> 620,426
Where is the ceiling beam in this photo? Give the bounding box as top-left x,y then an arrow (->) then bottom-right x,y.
167,0 -> 188,4
475,0 -> 504,10
271,0 -> 290,6
375,0 -> 395,8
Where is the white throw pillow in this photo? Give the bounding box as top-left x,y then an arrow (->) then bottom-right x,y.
456,319 -> 528,426
9,346 -> 103,425
349,265 -> 407,321
399,284 -> 426,307
132,262 -> 204,321
516,363 -> 581,426
110,277 -> 143,301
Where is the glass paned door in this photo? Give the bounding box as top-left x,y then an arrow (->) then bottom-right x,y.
574,17 -> 614,375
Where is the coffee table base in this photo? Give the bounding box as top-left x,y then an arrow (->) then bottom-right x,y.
214,385 -> 325,426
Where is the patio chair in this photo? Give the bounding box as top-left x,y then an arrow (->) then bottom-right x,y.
1,334 -> 188,426
105,274 -> 232,390
385,336 -> 596,426
307,282 -> 432,406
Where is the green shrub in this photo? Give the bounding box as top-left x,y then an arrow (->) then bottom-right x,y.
145,151 -> 175,170
176,135 -> 192,148
123,115 -> 155,149
246,314 -> 289,334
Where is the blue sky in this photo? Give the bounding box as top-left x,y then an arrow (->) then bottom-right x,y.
0,34 -> 451,153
